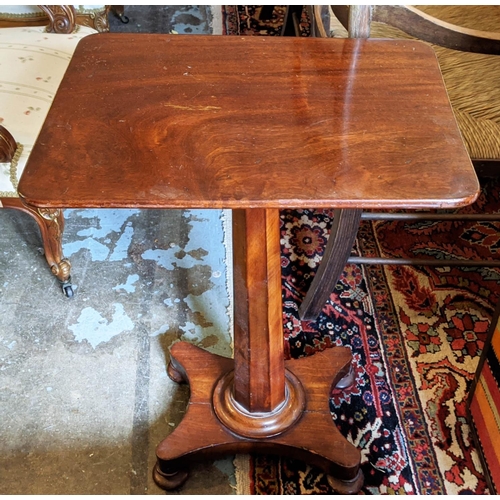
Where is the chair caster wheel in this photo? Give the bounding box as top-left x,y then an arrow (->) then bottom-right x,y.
61,282 -> 74,298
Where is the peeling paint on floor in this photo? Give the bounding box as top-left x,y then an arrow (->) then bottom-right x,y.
0,204 -> 234,493
113,274 -> 140,294
64,209 -> 140,262
68,304 -> 135,348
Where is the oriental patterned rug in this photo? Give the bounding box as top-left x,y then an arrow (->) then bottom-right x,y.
222,6 -> 500,495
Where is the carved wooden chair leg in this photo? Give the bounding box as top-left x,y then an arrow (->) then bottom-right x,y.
299,208 -> 362,321
4,198 -> 74,297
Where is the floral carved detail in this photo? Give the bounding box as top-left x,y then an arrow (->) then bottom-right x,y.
80,7 -> 111,33
38,5 -> 77,34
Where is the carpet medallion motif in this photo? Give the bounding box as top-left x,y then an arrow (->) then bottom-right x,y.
224,6 -> 500,495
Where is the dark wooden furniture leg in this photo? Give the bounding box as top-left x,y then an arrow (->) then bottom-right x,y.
300,208 -> 362,320
154,208 -> 363,493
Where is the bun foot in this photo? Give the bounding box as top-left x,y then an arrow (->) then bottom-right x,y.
335,365 -> 355,390
167,355 -> 187,384
153,461 -> 189,490
327,469 -> 364,494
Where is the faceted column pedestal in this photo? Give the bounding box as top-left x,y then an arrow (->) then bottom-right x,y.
153,209 -> 363,493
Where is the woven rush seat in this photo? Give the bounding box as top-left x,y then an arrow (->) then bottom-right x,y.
363,5 -> 500,163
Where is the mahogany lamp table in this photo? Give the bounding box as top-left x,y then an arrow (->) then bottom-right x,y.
18,34 -> 478,493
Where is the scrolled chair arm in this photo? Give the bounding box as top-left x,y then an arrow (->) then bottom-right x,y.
0,124 -> 17,163
38,5 -> 77,34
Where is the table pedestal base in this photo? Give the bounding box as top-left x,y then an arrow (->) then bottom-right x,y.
154,341 -> 363,494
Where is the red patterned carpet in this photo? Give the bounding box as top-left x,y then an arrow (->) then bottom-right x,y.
223,6 -> 500,495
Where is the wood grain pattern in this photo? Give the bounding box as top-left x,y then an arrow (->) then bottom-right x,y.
15,34 -> 481,492
232,208 -> 285,413
18,35 -> 478,210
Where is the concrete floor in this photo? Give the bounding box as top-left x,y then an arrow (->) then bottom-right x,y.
0,6 -> 237,495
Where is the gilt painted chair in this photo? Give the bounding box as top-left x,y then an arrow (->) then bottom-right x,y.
0,5 -> 105,296
0,4 -> 110,32
288,5 -> 500,319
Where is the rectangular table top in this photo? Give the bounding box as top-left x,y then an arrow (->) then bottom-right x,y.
18,34 -> 479,210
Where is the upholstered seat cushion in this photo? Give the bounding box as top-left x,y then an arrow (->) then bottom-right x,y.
0,25 -> 96,197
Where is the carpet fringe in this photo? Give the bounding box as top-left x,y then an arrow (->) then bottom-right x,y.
234,454 -> 252,495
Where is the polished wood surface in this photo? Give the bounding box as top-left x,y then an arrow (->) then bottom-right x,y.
18,34 -> 478,210
297,4 -> 500,319
0,124 -> 16,162
155,342 -> 363,494
232,209 -> 285,413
